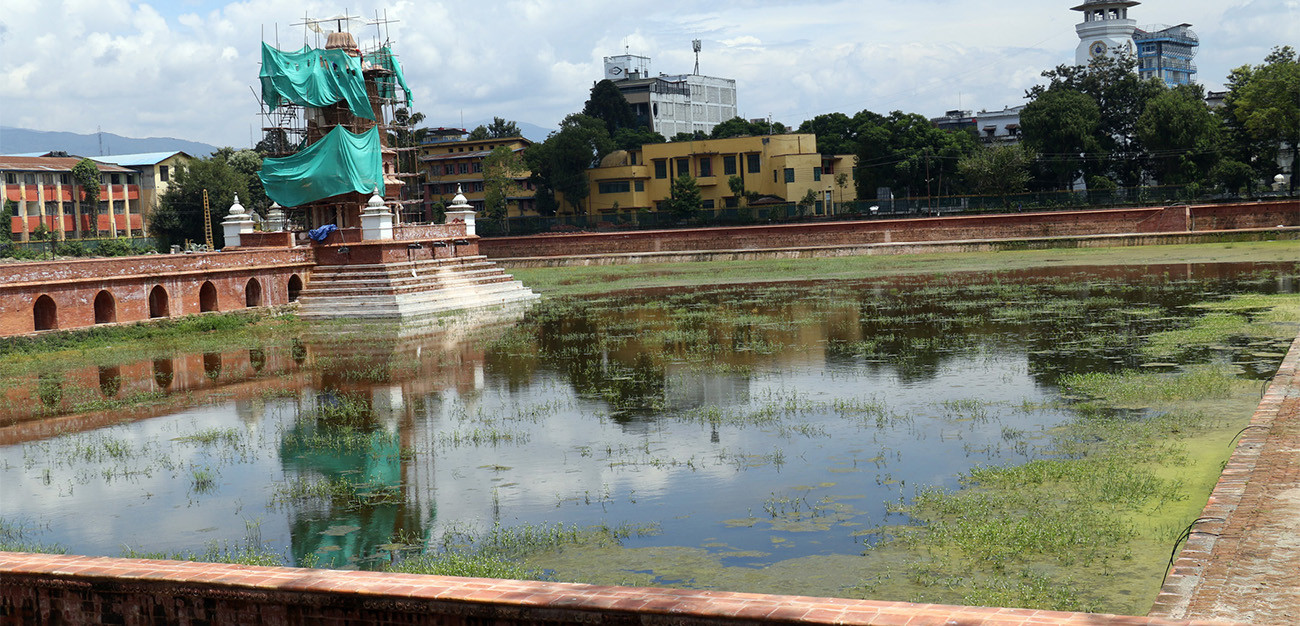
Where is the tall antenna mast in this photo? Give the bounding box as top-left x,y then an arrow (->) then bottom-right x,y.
692,39 -> 702,74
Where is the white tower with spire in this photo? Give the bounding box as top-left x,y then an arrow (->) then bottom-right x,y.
1072,0 -> 1139,66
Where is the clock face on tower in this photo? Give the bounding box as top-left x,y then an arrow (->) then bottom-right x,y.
1090,40 -> 1108,58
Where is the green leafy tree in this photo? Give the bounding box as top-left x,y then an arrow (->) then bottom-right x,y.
1020,88 -> 1103,190
470,117 -> 522,139
151,156 -> 249,251
852,110 -> 976,200
728,175 -> 746,204
797,112 -> 859,154
666,173 -> 702,219
797,189 -> 818,216
483,145 -> 524,225
583,79 -> 636,136
523,114 -> 614,214
710,116 -> 786,139
671,130 -> 709,142
612,127 -> 666,151
226,149 -> 268,214
1137,84 -> 1222,186
1221,46 -> 1300,192
1026,54 -> 1165,186
0,200 -> 14,242
958,145 -> 1036,208
834,172 -> 850,206
71,158 -> 101,206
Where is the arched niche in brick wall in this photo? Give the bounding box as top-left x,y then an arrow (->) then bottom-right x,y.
287,274 -> 303,303
34,295 -> 58,331
93,290 -> 117,324
149,285 -> 170,319
245,278 -> 263,308
199,281 -> 218,313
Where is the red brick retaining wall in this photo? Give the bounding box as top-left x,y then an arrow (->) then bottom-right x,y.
0,552 -> 1236,625
0,249 -> 314,336
478,201 -> 1299,259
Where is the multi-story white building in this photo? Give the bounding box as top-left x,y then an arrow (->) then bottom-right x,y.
602,54 -> 738,138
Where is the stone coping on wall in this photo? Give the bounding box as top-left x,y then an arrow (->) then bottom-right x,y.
492,227 -> 1300,268
0,249 -> 316,287
0,552 -> 1241,625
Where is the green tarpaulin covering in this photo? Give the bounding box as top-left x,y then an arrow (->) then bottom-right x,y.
259,125 -> 384,207
260,42 -> 374,120
366,46 -> 413,108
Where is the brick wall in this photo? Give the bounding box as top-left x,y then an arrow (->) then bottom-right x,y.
0,552 -> 1237,626
478,201 -> 1300,259
0,249 -> 314,337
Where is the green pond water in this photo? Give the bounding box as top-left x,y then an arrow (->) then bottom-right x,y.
2,261 -> 1298,614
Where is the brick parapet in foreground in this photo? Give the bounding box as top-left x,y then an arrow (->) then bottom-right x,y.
0,552 -> 1241,625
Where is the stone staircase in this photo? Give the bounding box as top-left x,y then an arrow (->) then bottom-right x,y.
297,254 -> 538,321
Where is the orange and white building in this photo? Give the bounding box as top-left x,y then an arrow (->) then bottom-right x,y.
1,154 -> 143,241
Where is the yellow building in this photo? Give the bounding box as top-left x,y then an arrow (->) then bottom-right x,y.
577,134 -> 857,218
417,132 -> 536,217
92,151 -> 196,236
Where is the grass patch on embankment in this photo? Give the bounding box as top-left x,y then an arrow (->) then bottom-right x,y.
508,239 -> 1300,297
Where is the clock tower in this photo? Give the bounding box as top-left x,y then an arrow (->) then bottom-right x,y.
1072,0 -> 1139,66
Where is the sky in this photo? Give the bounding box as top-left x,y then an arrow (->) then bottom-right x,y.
1,0 -> 1296,150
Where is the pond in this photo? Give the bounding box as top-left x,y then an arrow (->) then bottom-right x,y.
2,261 -> 1298,614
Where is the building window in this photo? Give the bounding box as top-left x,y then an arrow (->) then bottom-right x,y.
4,173 -> 15,185
598,181 -> 631,194
634,180 -> 645,192
654,160 -> 667,179
676,158 -> 690,177
724,196 -> 738,208
111,174 -> 121,185
747,153 -> 760,173
458,163 -> 469,174
472,162 -> 483,173
702,199 -> 714,209
159,166 -> 169,182
723,155 -> 737,176
784,168 -> 795,183
472,182 -> 484,192
813,167 -> 822,182
24,174 -> 36,185
773,170 -> 778,183
60,174 -> 71,185
443,164 -> 454,175
698,157 -> 712,177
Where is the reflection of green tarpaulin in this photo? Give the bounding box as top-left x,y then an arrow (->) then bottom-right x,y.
260,42 -> 375,121
366,46 -> 413,109
259,126 -> 384,207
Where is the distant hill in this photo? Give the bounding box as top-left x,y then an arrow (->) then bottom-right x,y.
0,126 -> 219,158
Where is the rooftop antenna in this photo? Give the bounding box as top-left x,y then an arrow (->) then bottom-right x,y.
692,39 -> 702,74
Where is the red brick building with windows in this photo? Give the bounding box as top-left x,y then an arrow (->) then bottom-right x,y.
1,154 -> 144,241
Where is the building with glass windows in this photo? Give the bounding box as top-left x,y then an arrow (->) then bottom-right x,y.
1132,24 -> 1198,86
602,54 -> 738,138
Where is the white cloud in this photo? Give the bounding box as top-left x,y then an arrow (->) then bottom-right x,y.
1,0 -> 1294,149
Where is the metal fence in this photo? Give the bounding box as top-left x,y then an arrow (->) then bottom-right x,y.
475,187 -> 1297,238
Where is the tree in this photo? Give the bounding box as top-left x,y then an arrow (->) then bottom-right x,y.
797,189 -> 818,216
583,79 -> 636,136
523,114 -> 614,214
834,172 -> 850,206
1020,88 -> 1102,190
0,200 -> 15,242
671,130 -> 709,142
852,110 -> 976,200
666,173 -> 702,219
728,175 -> 746,204
1026,54 -> 1165,186
612,127 -> 666,151
467,117 -> 522,141
226,149 -> 268,213
71,158 -> 101,206
1222,46 -> 1300,192
797,112 -> 858,155
957,144 -> 1035,207
711,116 -> 786,139
1137,84 -> 1222,186
150,156 -> 249,251
483,145 -> 524,224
